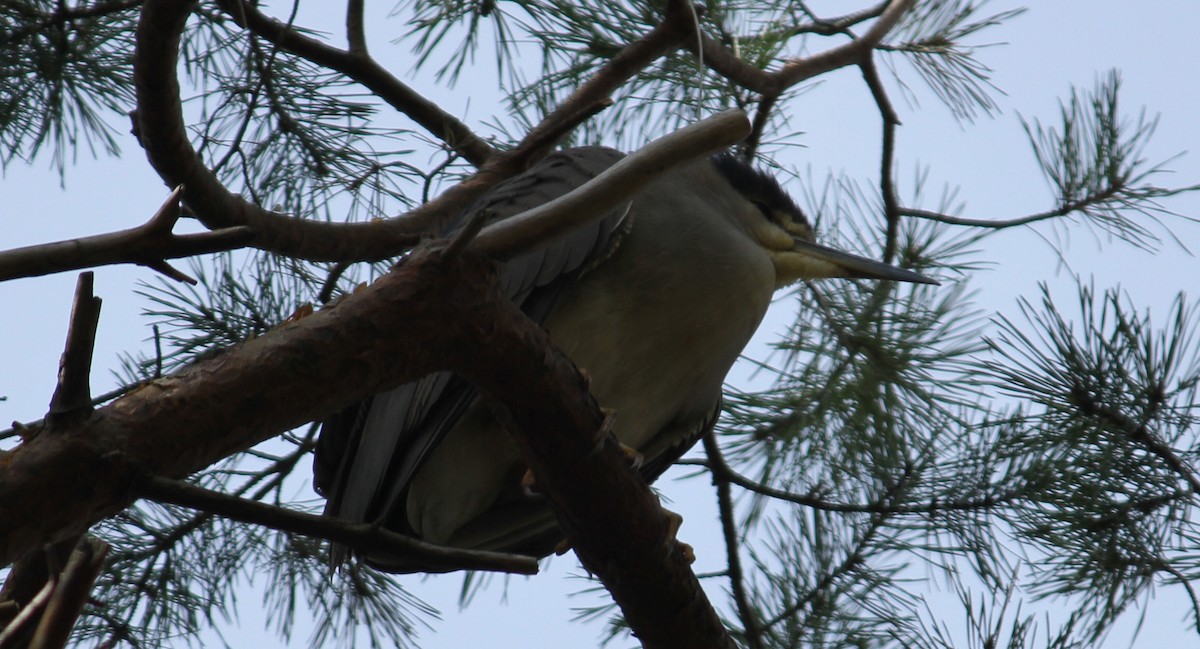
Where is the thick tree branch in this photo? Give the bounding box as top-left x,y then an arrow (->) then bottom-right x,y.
480,338 -> 736,648
0,250 -> 492,565
0,186 -> 253,283
0,246 -> 736,646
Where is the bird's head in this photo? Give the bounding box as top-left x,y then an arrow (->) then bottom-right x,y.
711,152 -> 938,288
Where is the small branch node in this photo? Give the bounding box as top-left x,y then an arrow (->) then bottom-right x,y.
144,185 -> 186,235
47,273 -> 103,426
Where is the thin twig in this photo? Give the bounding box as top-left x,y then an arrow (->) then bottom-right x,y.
860,54 -> 901,264
703,432 -> 764,649
683,458 -> 1022,515
0,580 -> 55,649
29,538 -> 109,649
898,183 -> 1129,229
212,0 -> 491,167
135,474 -> 539,575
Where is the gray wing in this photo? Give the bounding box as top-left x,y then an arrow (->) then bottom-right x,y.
314,146 -> 631,532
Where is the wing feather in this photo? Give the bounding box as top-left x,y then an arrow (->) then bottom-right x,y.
317,147 -> 630,531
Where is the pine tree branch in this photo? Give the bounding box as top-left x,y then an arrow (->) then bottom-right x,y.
0,243 -> 738,646
46,273 -> 103,427
473,109 -> 750,259
212,0 -> 492,167
686,0 -> 913,95
0,186 -> 253,283
27,538 -> 108,649
135,0 -> 427,262
703,432 -> 764,649
135,0 -> 702,264
1,0 -> 142,45
899,184 -> 1137,229
683,458 -> 1022,514
135,475 -> 538,574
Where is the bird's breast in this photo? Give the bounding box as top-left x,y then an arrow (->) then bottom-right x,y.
544,208 -> 776,450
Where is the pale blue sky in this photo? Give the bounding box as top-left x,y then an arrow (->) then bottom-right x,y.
3,1 -> 1199,647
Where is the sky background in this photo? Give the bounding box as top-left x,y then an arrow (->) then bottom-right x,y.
3,1 -> 1200,647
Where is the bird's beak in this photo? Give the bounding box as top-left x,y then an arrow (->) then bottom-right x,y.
790,237 -> 939,285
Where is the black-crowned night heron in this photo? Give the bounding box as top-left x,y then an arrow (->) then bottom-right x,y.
314,146 -> 935,571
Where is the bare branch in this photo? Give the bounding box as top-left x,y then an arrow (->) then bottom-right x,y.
774,0 -> 914,90
135,0 -> 426,261
345,0 -> 366,56
474,109 -> 751,259
46,274 -> 102,426
686,0 -> 914,95
703,432 -> 763,649
29,538 -> 108,649
0,186 -> 254,283
136,474 -> 537,574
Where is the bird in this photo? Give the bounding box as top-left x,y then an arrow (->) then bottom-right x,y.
313,146 -> 936,572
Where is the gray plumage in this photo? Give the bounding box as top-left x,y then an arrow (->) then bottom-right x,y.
314,146 -> 934,572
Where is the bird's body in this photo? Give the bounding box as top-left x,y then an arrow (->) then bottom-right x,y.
314,146 -> 934,571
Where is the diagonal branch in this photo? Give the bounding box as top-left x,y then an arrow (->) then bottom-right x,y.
135,0 -> 701,264
212,0 -> 492,167
0,245 -> 736,647
474,109 -> 750,258
774,0 -> 913,90
135,0 -> 428,262
684,0 -> 913,95
136,474 -> 537,574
